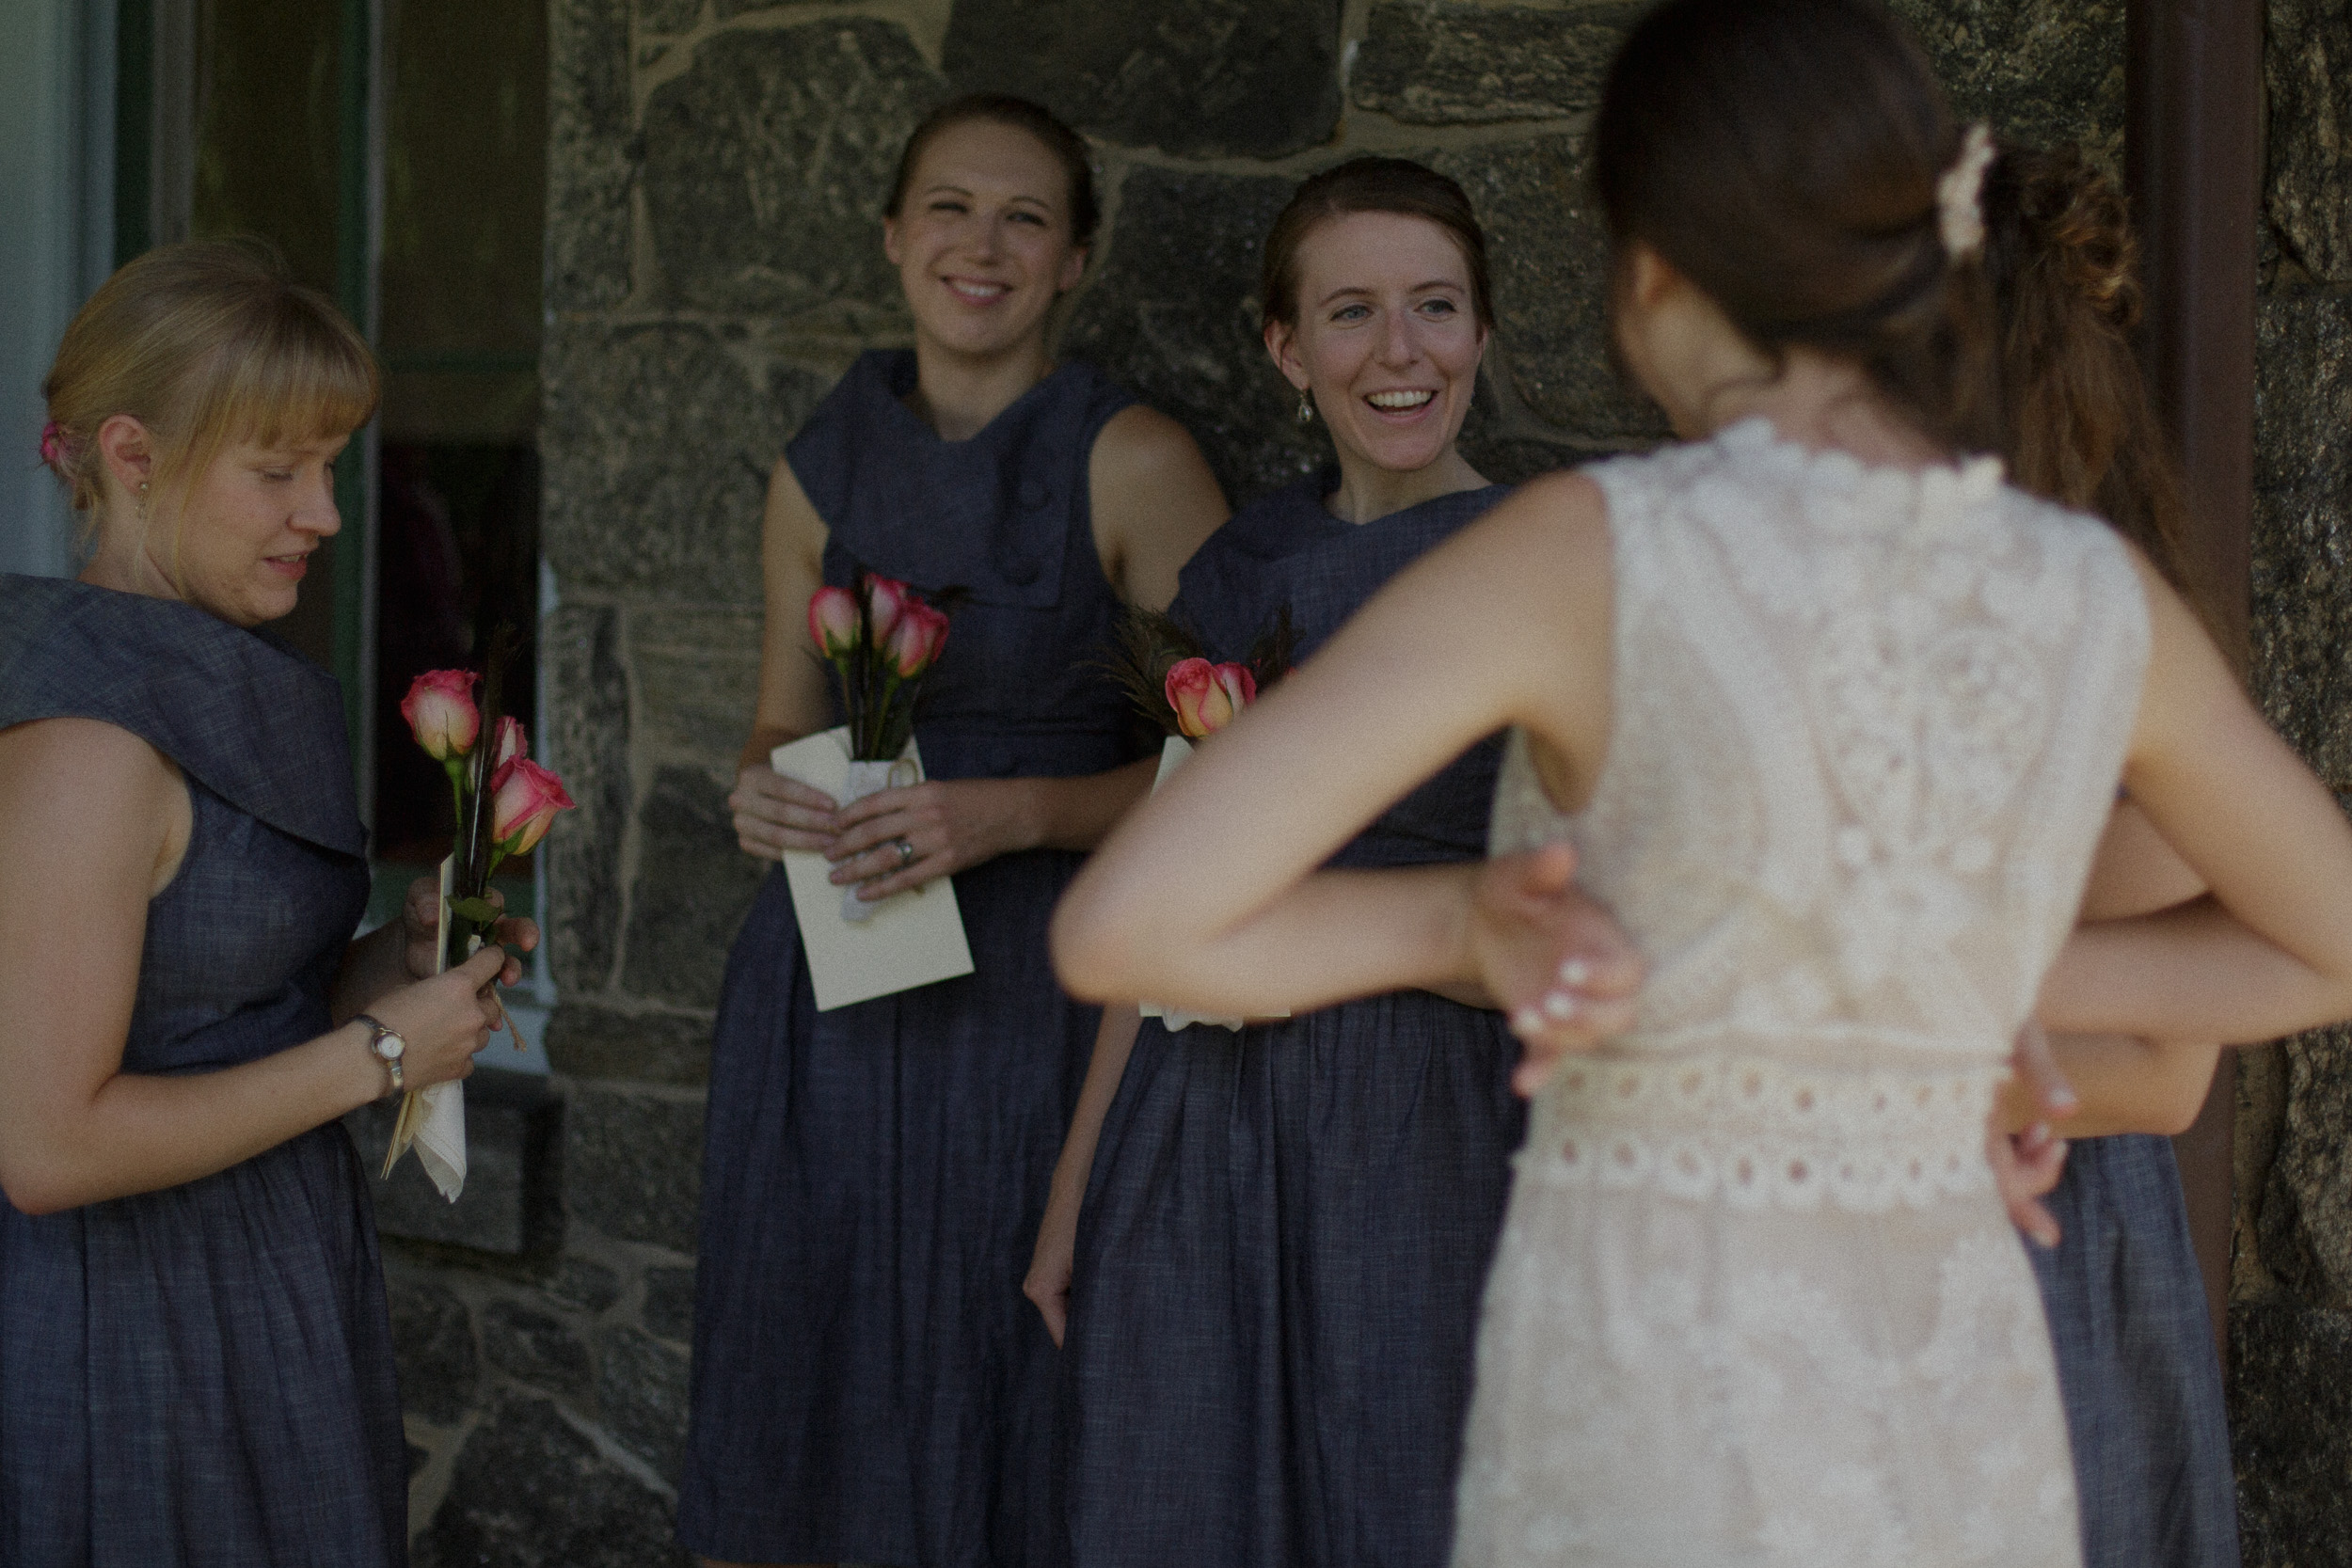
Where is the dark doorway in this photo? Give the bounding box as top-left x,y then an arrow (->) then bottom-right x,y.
371,0 -> 548,871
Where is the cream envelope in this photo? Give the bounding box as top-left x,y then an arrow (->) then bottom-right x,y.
1136,736 -> 1280,1031
772,727 -> 976,1011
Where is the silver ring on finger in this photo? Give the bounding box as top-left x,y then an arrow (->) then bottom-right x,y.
893,835 -> 916,869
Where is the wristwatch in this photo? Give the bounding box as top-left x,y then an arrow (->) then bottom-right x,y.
355,1013 -> 406,1096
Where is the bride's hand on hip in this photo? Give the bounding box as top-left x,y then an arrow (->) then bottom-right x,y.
1469,844 -> 1644,1097
829,778 -> 1030,902
730,763 -> 840,859
1989,1020 -> 2075,1247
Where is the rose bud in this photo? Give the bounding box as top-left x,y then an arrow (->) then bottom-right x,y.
865,576 -> 910,643
400,669 -> 482,761
1166,657 -> 1241,737
489,756 -> 577,857
492,716 -> 528,768
887,601 -> 950,678
808,585 -> 861,657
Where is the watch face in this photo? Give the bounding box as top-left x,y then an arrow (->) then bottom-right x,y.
375,1031 -> 406,1062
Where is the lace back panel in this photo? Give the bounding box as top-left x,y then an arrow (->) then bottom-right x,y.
1490,418 -> 2149,1206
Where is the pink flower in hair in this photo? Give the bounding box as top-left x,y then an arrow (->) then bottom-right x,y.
38,421 -> 69,470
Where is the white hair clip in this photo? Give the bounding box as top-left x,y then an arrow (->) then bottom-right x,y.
1936,122 -> 1996,261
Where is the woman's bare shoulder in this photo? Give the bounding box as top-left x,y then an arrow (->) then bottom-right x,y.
0,718 -> 186,890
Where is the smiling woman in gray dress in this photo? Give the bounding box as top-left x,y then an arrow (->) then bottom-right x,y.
1029,159 -> 1635,1568
0,240 -> 530,1567
675,96 -> 1227,1568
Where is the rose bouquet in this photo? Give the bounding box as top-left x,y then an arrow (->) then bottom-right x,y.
389,638 -> 575,1192
807,572 -> 952,923
1104,605 -> 1295,744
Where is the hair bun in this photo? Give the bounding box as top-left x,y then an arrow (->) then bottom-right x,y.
1987,145 -> 2140,328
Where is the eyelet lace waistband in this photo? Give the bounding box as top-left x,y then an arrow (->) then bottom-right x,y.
1523,1054 -> 2004,1213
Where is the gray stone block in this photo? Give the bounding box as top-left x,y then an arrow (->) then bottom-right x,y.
2254,488 -> 2352,789
1062,166 -> 1327,503
416,1396 -> 691,1568
547,1255 -> 626,1315
944,0 -> 1342,160
548,0 -> 637,311
1434,135 -> 1669,444
484,1299 -> 596,1402
386,1274 -> 478,1425
2230,1299 -> 2352,1566
632,605 -> 765,762
2265,0 -> 2352,282
2257,1025 -> 2352,1306
564,1081 -> 707,1254
541,605 -> 630,995
547,1002 -> 715,1085
642,1264 -> 697,1343
2250,291 -> 2352,786
638,0 -> 704,31
1887,0 -> 2124,165
597,1324 -> 692,1480
622,767 -> 770,1008
349,1069 -> 563,1257
1352,2 -> 1636,125
542,321 -> 825,602
2251,289 -> 2352,502
642,22 -> 946,316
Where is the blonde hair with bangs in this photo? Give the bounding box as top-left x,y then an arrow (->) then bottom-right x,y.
40,239 -> 378,572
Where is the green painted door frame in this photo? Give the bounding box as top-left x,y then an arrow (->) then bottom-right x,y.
330,0 -> 373,769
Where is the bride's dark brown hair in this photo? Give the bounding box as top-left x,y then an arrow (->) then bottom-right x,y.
1980,143 -> 2232,657
1592,0 -> 2000,453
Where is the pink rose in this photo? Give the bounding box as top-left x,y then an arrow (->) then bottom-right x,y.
1165,658 -> 1256,737
808,586 -> 860,658
400,669 -> 481,761
492,716 -> 528,768
489,756 -> 577,857
887,602 -> 950,678
865,576 -> 910,644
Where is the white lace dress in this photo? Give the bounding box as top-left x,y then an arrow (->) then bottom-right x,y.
1457,420 -> 2150,1568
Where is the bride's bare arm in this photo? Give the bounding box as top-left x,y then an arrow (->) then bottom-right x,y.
1053,472 -> 1615,1020
2038,552 -> 2352,1043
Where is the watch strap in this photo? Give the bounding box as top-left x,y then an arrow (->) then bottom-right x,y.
354,1013 -> 405,1095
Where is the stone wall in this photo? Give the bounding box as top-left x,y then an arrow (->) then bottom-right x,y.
2228,0 -> 2352,1560
390,1 -> 2127,1559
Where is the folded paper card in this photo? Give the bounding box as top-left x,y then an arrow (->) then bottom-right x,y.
1136,736 -> 1279,1032
773,727 -> 976,1011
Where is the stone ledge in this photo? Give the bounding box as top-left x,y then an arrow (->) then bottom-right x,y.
349,1068 -> 564,1258
547,1002 -> 715,1086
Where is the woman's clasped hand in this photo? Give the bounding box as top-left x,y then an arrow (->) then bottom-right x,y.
382,875 -> 538,1087
728,763 -> 1053,904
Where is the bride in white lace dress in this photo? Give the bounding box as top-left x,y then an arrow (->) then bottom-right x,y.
1051,2 -> 2352,1563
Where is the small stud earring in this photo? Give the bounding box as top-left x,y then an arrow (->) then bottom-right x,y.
1295,389 -> 1315,425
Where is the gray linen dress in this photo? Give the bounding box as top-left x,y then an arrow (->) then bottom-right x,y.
0,575 -> 402,1568
677,351 -> 1148,1568
1062,477 -> 1525,1568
